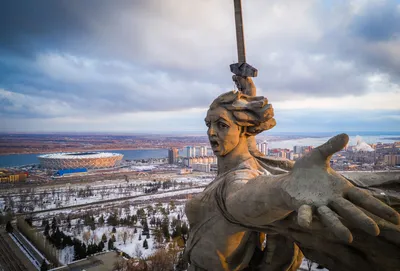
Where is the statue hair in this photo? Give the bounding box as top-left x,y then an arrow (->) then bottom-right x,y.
209,91 -> 276,136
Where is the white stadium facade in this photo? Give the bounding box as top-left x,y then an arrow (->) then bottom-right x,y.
38,152 -> 124,169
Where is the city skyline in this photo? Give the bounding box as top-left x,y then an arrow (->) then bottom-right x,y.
1,0 -> 400,133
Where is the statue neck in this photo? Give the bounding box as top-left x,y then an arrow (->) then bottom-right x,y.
217,136 -> 253,175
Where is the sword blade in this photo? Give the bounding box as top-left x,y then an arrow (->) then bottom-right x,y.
234,0 -> 246,63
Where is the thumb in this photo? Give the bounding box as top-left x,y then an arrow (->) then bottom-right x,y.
317,133 -> 349,159
294,133 -> 349,169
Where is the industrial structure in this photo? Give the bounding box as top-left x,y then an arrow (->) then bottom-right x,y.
38,152 -> 123,170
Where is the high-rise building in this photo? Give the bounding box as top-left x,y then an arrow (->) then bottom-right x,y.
200,146 -> 207,157
186,146 -> 193,158
384,154 -> 400,166
168,148 -> 179,164
294,146 -> 303,154
261,142 -> 268,155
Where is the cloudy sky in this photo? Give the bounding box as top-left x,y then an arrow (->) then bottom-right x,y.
1,0 -> 399,134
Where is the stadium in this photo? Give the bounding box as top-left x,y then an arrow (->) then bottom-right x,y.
38,152 -> 124,170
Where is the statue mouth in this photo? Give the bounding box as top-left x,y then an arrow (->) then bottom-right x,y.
210,139 -> 219,150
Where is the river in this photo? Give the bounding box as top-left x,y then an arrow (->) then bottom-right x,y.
0,149 -> 168,168
1,134 -> 399,168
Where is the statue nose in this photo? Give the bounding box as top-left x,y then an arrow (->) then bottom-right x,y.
208,126 -> 216,136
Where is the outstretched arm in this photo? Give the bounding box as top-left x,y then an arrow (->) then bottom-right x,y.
225,134 -> 400,243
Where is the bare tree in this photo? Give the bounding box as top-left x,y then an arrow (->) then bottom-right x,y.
123,231 -> 128,245
148,249 -> 174,271
135,243 -> 143,259
82,231 -> 91,245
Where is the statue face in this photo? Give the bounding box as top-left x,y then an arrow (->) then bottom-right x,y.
205,107 -> 242,157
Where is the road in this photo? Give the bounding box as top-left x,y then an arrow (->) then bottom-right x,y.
0,231 -> 31,271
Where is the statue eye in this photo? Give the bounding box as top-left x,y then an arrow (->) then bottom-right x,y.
218,122 -> 229,129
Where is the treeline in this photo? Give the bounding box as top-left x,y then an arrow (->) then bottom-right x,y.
42,217 -> 109,261
17,217 -> 60,267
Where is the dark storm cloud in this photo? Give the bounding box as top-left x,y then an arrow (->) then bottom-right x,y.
0,0 -> 399,129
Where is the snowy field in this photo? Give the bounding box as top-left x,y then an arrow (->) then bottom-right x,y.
0,173 -> 214,213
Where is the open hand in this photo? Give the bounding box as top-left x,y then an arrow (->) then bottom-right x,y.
282,133 -> 400,243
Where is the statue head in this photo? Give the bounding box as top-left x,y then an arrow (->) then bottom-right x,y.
205,91 -> 276,156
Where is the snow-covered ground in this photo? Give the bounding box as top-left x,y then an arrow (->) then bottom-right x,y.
7,171 -> 330,270
0,173 -> 213,213
298,259 -> 329,271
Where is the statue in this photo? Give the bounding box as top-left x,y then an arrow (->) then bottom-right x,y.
184,77 -> 400,271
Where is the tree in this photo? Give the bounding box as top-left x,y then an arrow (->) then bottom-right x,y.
169,200 -> 176,211
98,215 -> 105,226
143,239 -> 148,249
73,238 -> 87,260
6,221 -> 13,233
40,260 -> 48,271
162,218 -> 170,241
87,243 -> 99,255
181,222 -> 189,236
153,228 -> 163,245
108,238 -> 114,250
98,240 -> 105,251
143,221 -> 149,235
123,231 -> 128,245
107,213 -> 118,226
44,224 -> 50,237
134,243 -> 143,259
113,259 -> 125,271
175,252 -> 188,271
101,233 -> 107,243
82,231 -> 91,245
148,249 -> 174,270
51,217 -> 57,232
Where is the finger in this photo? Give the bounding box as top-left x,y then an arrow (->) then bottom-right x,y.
317,205 -> 353,243
298,205 -> 313,229
330,197 -> 380,236
293,134 -> 349,169
360,208 -> 400,246
317,133 -> 349,159
346,187 -> 400,225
